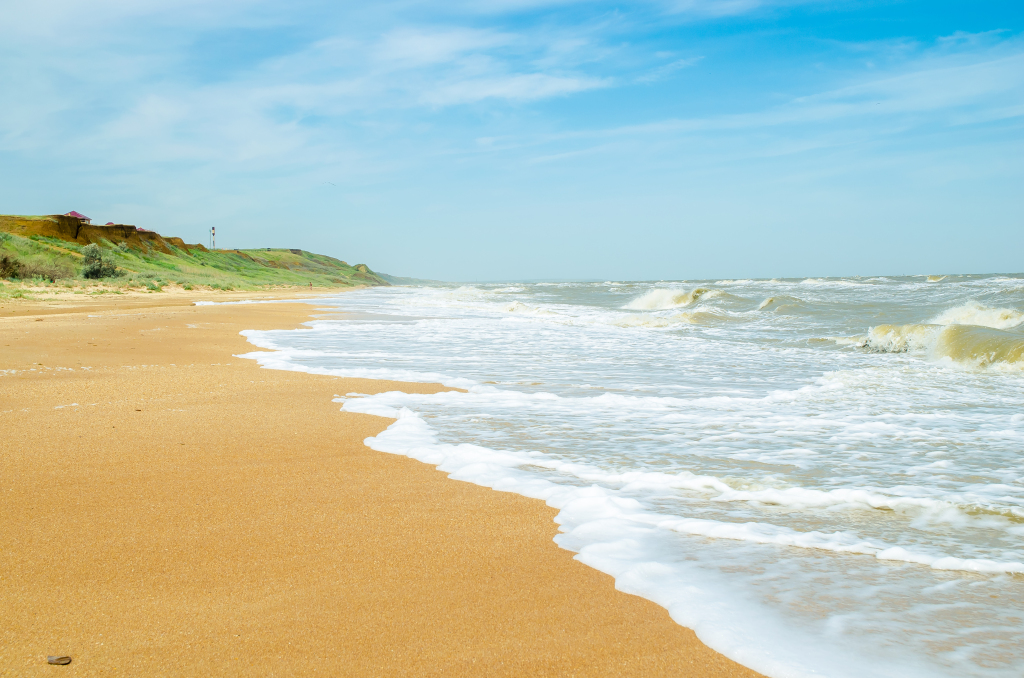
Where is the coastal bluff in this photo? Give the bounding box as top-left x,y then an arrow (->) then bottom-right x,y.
0,214 -> 205,255
0,214 -> 391,288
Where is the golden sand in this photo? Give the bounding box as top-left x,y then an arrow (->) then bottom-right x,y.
0,294 -> 763,676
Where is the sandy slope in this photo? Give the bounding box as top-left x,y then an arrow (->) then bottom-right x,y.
0,296 -> 762,677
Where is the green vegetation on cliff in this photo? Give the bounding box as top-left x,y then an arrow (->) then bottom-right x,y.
0,214 -> 389,291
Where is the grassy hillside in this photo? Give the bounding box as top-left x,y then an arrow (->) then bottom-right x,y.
0,214 -> 390,292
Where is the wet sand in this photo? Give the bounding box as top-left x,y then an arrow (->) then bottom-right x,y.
0,294 -> 763,676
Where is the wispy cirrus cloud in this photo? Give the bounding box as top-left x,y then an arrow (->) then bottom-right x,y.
465,37 -> 1024,169
422,72 -> 609,105
0,10 -> 619,169
637,56 -> 703,82
663,0 -> 766,16
373,27 -> 517,66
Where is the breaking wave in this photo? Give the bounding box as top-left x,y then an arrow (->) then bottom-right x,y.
624,287 -> 727,310
865,324 -> 941,353
859,304 -> 1024,367
928,302 -> 1024,330
865,323 -> 1024,368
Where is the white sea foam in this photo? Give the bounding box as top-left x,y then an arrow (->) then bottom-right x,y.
342,402 -> 952,677
504,300 -> 557,315
354,402 -> 1024,572
237,342 -> 479,390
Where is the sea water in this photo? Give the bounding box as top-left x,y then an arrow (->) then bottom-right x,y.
239,275 -> 1024,678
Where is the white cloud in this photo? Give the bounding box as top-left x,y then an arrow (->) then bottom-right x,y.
422,72 -> 610,104
636,56 -> 702,82
448,40 -> 1024,175
787,51 -> 1024,122
203,21 -> 614,115
572,49 -> 1024,139
0,0 -> 624,175
659,0 -> 823,17
663,0 -> 763,16
374,27 -> 515,67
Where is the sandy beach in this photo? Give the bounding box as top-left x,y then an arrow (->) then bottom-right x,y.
0,292 -> 762,676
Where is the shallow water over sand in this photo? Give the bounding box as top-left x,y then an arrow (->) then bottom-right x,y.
242,274 -> 1024,678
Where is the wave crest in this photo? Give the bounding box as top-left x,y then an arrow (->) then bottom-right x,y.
757,295 -> 803,312
928,302 -> 1024,330
624,287 -> 723,310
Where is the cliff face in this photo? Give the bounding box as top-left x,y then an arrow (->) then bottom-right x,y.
0,215 -> 208,254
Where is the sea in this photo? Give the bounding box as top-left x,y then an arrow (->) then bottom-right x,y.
237,275 -> 1024,678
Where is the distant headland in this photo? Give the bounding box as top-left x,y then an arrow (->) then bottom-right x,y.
0,212 -> 391,291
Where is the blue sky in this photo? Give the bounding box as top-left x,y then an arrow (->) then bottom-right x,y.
1,0 -> 1022,280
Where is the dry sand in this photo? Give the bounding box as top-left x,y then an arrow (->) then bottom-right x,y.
0,293 -> 763,676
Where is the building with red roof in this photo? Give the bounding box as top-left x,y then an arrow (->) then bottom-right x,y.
64,211 -> 92,224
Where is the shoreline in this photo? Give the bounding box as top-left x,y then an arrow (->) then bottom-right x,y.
0,283 -> 358,318
0,293 -> 762,676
